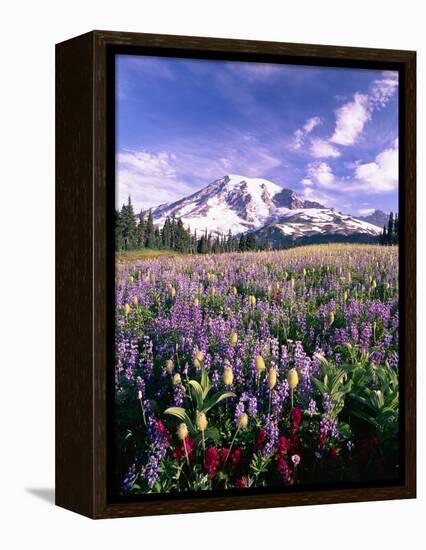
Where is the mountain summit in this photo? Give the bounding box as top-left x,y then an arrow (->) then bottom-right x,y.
151,174 -> 381,245
152,174 -> 323,235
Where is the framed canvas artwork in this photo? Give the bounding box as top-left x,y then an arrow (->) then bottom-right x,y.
56,30 -> 416,518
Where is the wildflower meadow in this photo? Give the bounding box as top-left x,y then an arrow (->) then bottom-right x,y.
115,244 -> 399,494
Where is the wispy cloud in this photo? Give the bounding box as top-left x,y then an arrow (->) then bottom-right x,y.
330,72 -> 398,146
116,150 -> 193,210
310,138 -> 341,158
292,116 -> 321,150
330,93 -> 371,146
300,139 -> 398,198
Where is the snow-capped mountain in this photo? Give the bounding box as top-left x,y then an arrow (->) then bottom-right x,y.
151,174 -> 382,245
152,174 -> 323,235
254,208 -> 381,248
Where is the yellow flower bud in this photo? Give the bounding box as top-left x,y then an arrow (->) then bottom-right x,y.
165,359 -> 174,375
267,367 -> 277,390
343,291 -> 348,302
371,279 -> 377,289
275,282 -> 280,291
248,295 -> 257,307
303,268 -> 307,277
177,422 -> 188,441
128,275 -> 134,283
237,413 -> 248,430
223,366 -> 234,386
196,411 -> 208,431
287,368 -> 299,390
169,286 -> 176,298
291,278 -> 295,289
123,303 -> 131,316
194,350 -> 204,368
230,332 -> 238,346
330,311 -> 335,325
132,295 -> 138,306
255,355 -> 266,374
172,373 -> 181,385
193,297 -> 199,306
232,286 -> 238,296
211,287 -> 216,296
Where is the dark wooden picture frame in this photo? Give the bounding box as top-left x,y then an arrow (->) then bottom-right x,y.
56,30 -> 416,519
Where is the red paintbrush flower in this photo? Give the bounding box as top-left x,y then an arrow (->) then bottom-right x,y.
155,419 -> 168,434
290,406 -> 302,433
204,447 -> 219,478
172,447 -> 182,461
277,435 -> 289,456
289,433 -> 301,453
255,430 -> 267,451
231,448 -> 242,466
276,454 -> 292,483
235,476 -> 249,489
172,435 -> 195,461
219,448 -> 229,464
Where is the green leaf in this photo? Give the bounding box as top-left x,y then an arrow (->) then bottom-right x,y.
163,407 -> 196,436
338,422 -> 352,439
200,365 -> 211,398
195,426 -> 221,447
188,380 -> 204,411
330,369 -> 346,394
203,390 -> 236,412
312,377 -> 326,394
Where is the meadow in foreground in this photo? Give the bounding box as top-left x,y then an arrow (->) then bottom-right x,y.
115,244 -> 399,494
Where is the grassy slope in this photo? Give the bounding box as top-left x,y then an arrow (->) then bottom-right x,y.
115,248 -> 179,264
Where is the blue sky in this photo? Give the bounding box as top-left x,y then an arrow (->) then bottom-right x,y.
116,55 -> 399,216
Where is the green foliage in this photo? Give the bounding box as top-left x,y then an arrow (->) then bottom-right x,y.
163,365 -> 236,445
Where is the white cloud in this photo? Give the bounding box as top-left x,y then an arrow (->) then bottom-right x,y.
300,140 -> 398,197
303,116 -> 322,133
370,72 -> 398,108
306,161 -> 335,187
354,140 -> 398,192
310,138 -> 341,158
116,150 -> 193,211
330,93 -> 371,146
231,62 -> 284,81
292,116 -> 321,150
358,208 -> 375,216
329,73 -> 398,147
302,186 -> 340,209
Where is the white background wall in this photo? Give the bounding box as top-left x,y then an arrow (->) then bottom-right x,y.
0,0 -> 424,548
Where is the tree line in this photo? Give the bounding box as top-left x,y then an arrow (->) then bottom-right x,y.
115,196 -> 264,254
378,212 -> 399,245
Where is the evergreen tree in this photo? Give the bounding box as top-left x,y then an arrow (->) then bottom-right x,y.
246,232 -> 257,250
239,234 -> 247,252
162,217 -> 172,249
115,209 -> 125,250
137,210 -> 146,248
120,196 -> 138,249
393,213 -> 399,245
145,210 -> 156,248
387,212 -> 394,245
175,218 -> 190,252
